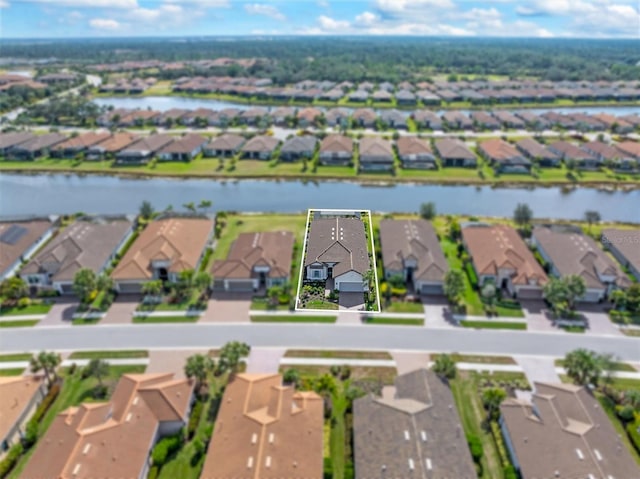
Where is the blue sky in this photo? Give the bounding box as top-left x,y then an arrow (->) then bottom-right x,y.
1,0 -> 638,39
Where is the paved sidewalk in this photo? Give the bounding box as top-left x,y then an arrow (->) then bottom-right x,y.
0,314 -> 46,322
246,347 -> 286,373
515,356 -> 561,384
147,349 -> 207,378
0,358 -> 149,370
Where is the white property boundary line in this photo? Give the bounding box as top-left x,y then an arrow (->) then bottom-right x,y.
295,209 -> 381,314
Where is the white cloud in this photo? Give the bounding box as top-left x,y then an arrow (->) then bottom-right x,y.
244,3 -> 285,21
31,0 -> 137,8
89,18 -> 121,30
318,15 -> 350,30
0,0 -> 9,7
374,0 -> 455,14
317,0 -> 329,7
355,11 -> 379,26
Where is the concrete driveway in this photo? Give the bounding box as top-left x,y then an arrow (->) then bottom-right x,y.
101,295 -> 139,324
37,299 -> 78,327
515,356 -> 560,385
422,296 -> 456,328
338,292 -> 365,311
246,347 -> 286,373
147,349 -> 208,378
201,292 -> 251,323
521,300 -> 558,332
578,304 -> 622,336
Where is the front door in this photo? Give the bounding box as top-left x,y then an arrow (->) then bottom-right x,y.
327,267 -> 333,278
158,267 -> 169,282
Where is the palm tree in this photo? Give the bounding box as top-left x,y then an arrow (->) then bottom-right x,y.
30,351 -> 61,387
197,200 -> 213,213
482,388 -> 507,421
183,202 -> 196,213
217,341 -> 250,376
564,349 -> 601,386
564,274 -> 586,310
141,280 -> 163,298
432,354 -> 457,380
443,270 -> 465,305
184,354 -> 215,396
193,272 -> 212,293
85,358 -> 110,388
584,210 -> 601,233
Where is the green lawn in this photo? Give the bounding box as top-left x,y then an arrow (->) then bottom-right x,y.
305,299 -> 340,310
0,368 -> 27,376
365,317 -> 425,326
0,320 -> 40,328
450,371 -> 505,479
432,353 -> 516,365
597,393 -> 640,466
8,365 -> 146,479
284,350 -> 392,360
555,359 -> 636,372
250,297 -> 289,311
384,301 -> 424,313
71,316 -> 101,326
0,302 -> 52,316
132,315 -> 200,323
440,238 -> 485,315
69,350 -> 149,360
0,353 -> 33,362
460,320 -> 527,330
250,315 -> 337,323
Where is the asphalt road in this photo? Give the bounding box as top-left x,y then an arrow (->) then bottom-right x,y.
1,323 -> 638,360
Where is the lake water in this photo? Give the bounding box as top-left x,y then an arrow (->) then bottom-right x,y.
2,173 -> 639,222
93,96 -> 640,117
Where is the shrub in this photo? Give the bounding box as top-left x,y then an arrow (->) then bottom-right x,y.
17,297 -> 31,308
0,443 -> 23,478
187,400 -> 204,440
151,434 -> 183,466
22,420 -> 39,449
627,420 -> 640,455
503,465 -> 518,479
617,405 -> 635,423
32,383 -> 60,424
67,363 -> 77,375
147,466 -> 159,479
490,421 -> 512,468
466,434 -> 483,463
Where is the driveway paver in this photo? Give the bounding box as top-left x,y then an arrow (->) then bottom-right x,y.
101,295 -> 139,324
37,300 -> 78,327
200,292 -> 251,323
391,351 -> 429,374
246,347 -> 286,373
577,304 -> 622,337
515,355 -> 560,385
422,296 -> 456,328
147,349 -> 208,378
338,292 -> 365,311
521,300 -> 558,332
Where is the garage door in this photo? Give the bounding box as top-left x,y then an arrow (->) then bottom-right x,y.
517,288 -> 543,299
212,279 -> 225,290
227,280 -> 255,292
580,291 -> 602,303
118,283 -> 142,294
420,284 -> 444,295
338,282 -> 363,292
59,284 -> 75,295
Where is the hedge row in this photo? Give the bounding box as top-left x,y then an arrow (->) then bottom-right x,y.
187,400 -> 204,440
31,383 -> 61,424
151,433 -> 183,467
0,444 -> 23,479
490,421 -> 513,469
626,420 -> 640,456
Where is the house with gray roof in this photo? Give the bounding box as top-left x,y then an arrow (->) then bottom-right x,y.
378,109 -> 406,129
279,135 -> 318,162
532,225 -> 631,302
500,382 -> 640,479
324,108 -> 350,128
0,132 -> 35,156
601,228 -> 640,282
358,137 -> 394,172
515,138 -> 561,167
434,138 -> 477,167
319,135 -> 353,166
204,134 -> 246,157
0,220 -> 54,281
354,369 -> 477,479
21,218 -> 133,295
116,134 -> 174,164
412,110 -> 442,130
304,216 -> 370,292
157,134 -> 207,161
241,135 -> 280,160
352,108 -> 377,128
395,89 -> 416,105
9,133 -> 67,160
379,219 -> 448,295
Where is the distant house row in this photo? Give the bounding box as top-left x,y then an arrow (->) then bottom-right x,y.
95,105 -> 640,133
378,219 -> 637,301
98,77 -> 156,94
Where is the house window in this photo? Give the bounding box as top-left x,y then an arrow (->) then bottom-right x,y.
313,270 -> 321,279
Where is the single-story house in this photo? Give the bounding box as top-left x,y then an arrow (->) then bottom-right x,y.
615,141 -> 640,167
210,108 -> 240,127
0,220 -> 54,281
270,107 -> 296,126
8,133 -> 67,160
412,110 -> 443,130
239,108 -> 269,126
115,134 -> 175,164
462,224 -> 548,299
516,112 -> 549,130
548,140 -> 600,169
470,111 -> 500,130
500,382 -> 640,479
434,138 -> 477,167
111,216 -> 214,293
118,110 -> 160,127
416,90 -> 442,106
21,373 -> 194,479
442,111 -> 472,130
379,109 -> 406,129
378,81 -> 394,92
200,374 -> 323,479
492,111 -> 525,129
395,89 -> 416,105
352,108 -> 377,128
477,138 -> 531,173
358,137 -> 394,172
297,107 -> 322,127
211,231 -> 294,292
324,108 -> 350,128
0,132 -> 36,156
515,138 -> 561,167
180,108 -> 216,126
319,134 -> 353,166
379,219 -> 448,294
21,218 -> 133,295
240,135 -> 280,160
319,88 -> 344,102
348,90 -> 369,102
279,135 -> 318,162
155,108 -> 189,126
204,133 -> 246,158
157,134 -> 207,161
0,376 -> 47,453
85,133 -> 139,160
396,137 -> 436,169
354,369 -> 476,479
581,140 -> 633,169
304,216 -> 370,292
50,132 -> 112,159
358,81 -> 374,92
532,226 -> 630,302
602,229 -> 640,281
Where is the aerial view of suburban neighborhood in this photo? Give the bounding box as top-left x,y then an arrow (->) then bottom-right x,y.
0,1 -> 639,478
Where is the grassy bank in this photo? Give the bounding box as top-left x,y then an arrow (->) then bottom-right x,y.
250,315 -> 337,323
364,317 -> 425,326
460,320 -> 527,330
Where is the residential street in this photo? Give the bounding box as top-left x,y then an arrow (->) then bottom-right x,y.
1,323 -> 638,360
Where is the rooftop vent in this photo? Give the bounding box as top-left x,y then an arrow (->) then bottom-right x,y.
576,448 -> 584,460
247,456 -> 254,469
426,458 -> 432,471
408,459 -> 414,471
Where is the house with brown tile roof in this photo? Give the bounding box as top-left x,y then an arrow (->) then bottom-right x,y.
280,135 -> 318,161
615,141 -> 640,168
477,138 -> 531,173
352,108 -> 377,127
51,132 -> 112,158
462,224 -> 548,299
116,134 -> 175,164
181,108 -> 216,126
532,226 -> 630,302
85,132 -> 139,160
412,110 -> 442,129
324,108 -> 350,127
500,382 -> 640,479
0,220 -> 54,281
354,369 -> 476,479
0,376 -> 46,453
21,373 -> 194,479
396,137 -> 436,169
111,217 -> 214,293
442,111 -> 472,130
581,140 -> 633,169
492,110 -> 525,129
602,228 -> 640,281
0,132 -> 35,155
434,138 -> 477,167
592,113 -> 634,133
319,134 -> 353,166
515,138 -> 561,167
211,231 -> 294,292
155,108 -> 189,126
8,133 -> 67,160
118,109 -> 160,127
548,140 -> 600,169
372,90 -> 393,102
379,219 -> 448,295
20,218 -> 133,295
304,216 -> 370,292
200,373 -> 323,479
157,134 -> 207,161
204,133 -> 246,157
358,137 -> 394,172
470,111 -> 500,130
296,107 -> 322,127
241,135 -> 280,160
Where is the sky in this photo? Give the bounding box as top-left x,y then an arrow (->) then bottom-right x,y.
0,0 -> 639,39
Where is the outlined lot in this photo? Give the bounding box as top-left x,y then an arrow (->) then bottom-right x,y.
295,208 -> 381,313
